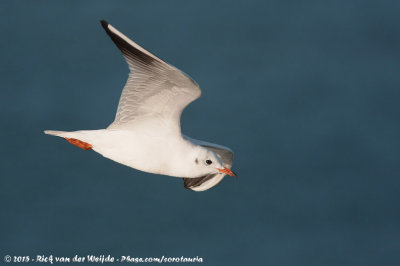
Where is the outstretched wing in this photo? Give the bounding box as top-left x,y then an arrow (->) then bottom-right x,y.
183,136 -> 234,191
101,20 -> 201,134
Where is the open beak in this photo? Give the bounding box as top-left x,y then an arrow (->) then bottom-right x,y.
217,167 -> 237,177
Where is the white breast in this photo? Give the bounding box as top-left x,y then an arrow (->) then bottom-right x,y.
89,128 -> 198,178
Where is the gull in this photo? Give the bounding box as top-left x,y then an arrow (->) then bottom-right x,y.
44,20 -> 236,191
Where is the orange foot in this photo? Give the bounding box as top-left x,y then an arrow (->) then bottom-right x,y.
64,138 -> 93,150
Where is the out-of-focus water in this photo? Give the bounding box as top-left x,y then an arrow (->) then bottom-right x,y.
1,1 -> 400,265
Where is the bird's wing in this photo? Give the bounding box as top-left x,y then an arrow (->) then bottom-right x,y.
183,136 -> 234,191
101,20 -> 201,134
183,173 -> 225,192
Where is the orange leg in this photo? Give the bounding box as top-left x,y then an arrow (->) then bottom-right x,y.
64,138 -> 93,150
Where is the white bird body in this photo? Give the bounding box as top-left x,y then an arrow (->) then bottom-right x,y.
46,128 -> 211,178
45,20 -> 236,191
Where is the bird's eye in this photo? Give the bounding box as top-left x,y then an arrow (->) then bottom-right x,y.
206,159 -> 212,165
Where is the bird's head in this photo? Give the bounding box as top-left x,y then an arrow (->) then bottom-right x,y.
193,148 -> 236,177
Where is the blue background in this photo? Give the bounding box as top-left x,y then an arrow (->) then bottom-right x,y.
1,1 -> 400,265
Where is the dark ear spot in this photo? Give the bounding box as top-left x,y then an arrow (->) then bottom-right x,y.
195,158 -> 199,164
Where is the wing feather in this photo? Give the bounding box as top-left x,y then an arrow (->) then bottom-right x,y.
100,20 -> 201,133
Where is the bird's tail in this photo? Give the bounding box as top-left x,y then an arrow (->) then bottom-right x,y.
44,130 -> 94,150
44,130 -> 68,137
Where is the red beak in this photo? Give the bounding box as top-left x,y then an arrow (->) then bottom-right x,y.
217,167 -> 237,177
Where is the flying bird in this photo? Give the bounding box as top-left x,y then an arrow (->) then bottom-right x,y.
45,20 -> 236,191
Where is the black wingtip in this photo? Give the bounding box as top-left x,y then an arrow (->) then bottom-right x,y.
99,20 -> 157,65
100,20 -> 109,30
